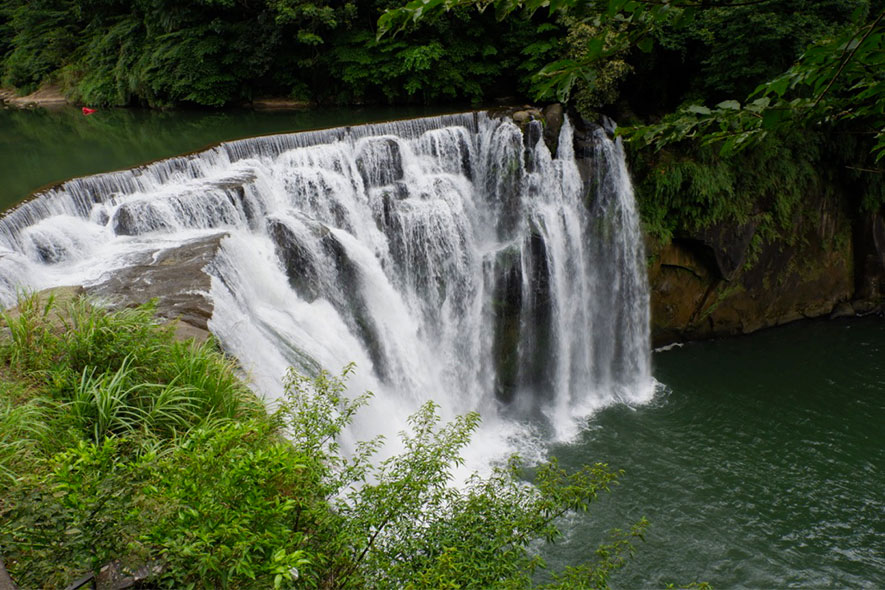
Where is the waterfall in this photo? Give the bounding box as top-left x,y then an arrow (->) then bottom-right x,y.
0,112 -> 653,461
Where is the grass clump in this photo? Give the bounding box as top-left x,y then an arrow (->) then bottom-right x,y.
0,292 -> 278,587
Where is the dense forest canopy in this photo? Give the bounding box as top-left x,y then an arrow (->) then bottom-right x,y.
0,0 -> 560,106
1,0 -> 883,236
374,0 -> 885,240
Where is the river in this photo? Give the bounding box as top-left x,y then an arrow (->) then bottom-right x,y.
0,104 -> 455,212
2,105 -> 882,588
544,316 -> 885,588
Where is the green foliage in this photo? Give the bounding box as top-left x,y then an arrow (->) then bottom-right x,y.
1,437 -> 156,587
378,0 -> 675,104
1,0 -> 81,92
0,293 -> 257,468
0,392 -> 50,483
1,296 -> 655,588
143,419 -> 316,588
663,0 -> 862,102
631,129 -> 826,244
271,365 -> 647,589
623,4 -> 884,162
0,0 -> 559,106
322,1 -> 560,105
560,17 -> 632,117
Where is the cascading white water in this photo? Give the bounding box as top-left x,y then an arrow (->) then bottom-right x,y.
0,112 -> 653,463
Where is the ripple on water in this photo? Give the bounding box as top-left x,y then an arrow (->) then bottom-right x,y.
539,317 -> 885,589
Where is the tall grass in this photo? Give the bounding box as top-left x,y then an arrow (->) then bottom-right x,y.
0,291 -> 59,371
0,391 -> 50,483
0,292 -> 260,472
67,357 -> 203,442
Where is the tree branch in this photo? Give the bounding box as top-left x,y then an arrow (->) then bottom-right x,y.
844,165 -> 884,174
813,9 -> 885,108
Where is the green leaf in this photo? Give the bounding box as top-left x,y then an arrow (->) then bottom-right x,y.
686,105 -> 711,116
761,108 -> 787,130
767,76 -> 791,98
716,100 -> 741,111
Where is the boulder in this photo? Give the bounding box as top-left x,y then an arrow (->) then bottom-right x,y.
85,233 -> 229,342
111,202 -> 172,236
355,137 -> 404,188
511,110 -> 532,124
829,301 -> 855,319
488,105 -> 558,153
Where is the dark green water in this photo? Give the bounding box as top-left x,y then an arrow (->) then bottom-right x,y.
0,104 -> 454,211
545,317 -> 885,588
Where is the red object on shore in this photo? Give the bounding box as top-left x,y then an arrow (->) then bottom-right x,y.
82,107 -> 96,115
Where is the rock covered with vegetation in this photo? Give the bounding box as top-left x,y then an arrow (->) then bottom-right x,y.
0,294 -> 673,589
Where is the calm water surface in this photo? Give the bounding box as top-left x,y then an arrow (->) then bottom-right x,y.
0,104 -> 456,211
546,317 -> 885,589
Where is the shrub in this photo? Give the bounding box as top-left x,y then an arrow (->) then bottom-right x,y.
1,295 -> 650,589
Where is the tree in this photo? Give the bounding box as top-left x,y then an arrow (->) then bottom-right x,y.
378,0 -> 884,161
625,5 -> 885,162
273,365 -> 649,589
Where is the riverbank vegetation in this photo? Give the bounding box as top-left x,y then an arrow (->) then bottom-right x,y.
1,294 -> 666,589
1,0 -> 882,243
0,0 -> 559,108
380,0 -> 884,239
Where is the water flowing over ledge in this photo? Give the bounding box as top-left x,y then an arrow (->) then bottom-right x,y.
0,112 -> 653,461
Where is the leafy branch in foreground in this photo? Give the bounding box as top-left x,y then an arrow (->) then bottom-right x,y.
624,7 -> 885,160
278,365 -> 648,589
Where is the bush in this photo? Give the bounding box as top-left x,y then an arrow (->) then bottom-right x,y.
1,294 -> 650,589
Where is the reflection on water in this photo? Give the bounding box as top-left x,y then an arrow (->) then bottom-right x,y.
0,105 -> 457,211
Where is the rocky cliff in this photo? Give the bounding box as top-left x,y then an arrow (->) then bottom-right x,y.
552,108 -> 884,346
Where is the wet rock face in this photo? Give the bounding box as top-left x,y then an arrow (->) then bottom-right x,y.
646,191 -> 857,346
489,245 -> 523,404
266,217 -> 390,381
854,209 -> 885,302
3,235 -> 223,343
267,219 -> 324,303
543,104 -> 564,155
355,138 -> 404,188
85,233 -> 228,341
690,220 -> 759,281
